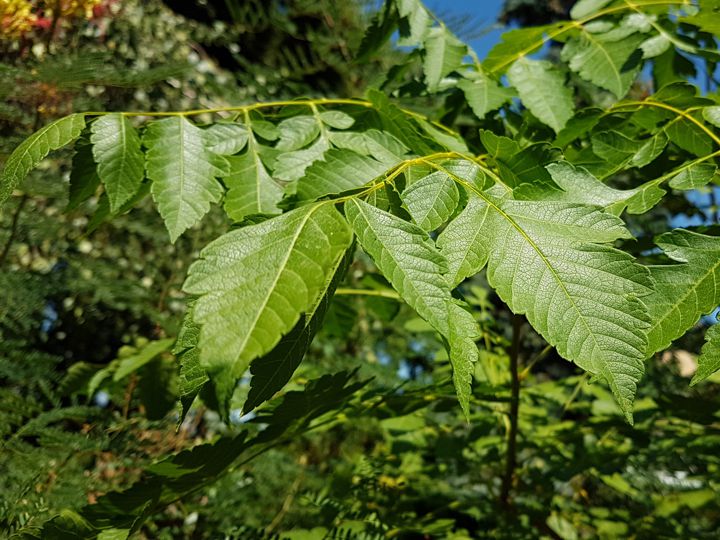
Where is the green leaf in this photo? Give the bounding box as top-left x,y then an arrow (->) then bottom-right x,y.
570,0 -> 613,19
437,173 -> 652,421
397,0 -> 431,46
437,196 -> 492,288
144,117 -> 228,242
630,132 -> 668,168
223,130 -> 284,221
329,129 -> 409,162
555,108 -> 603,147
681,1 -> 720,35
249,117 -> 279,141
640,34 -> 671,59
645,230 -> 720,357
366,89 -> 438,155
183,203 -> 353,412
319,110 -> 355,130
494,143 -> 560,190
703,106 -> 720,128
591,130 -> 643,167
203,122 -> 249,155
668,162 -> 717,189
483,24 -> 562,75
345,199 -> 480,417
423,26 -> 467,91
273,138 -> 330,182
401,170 -> 460,231
520,162 -> 639,215
295,149 -> 395,202
113,339 -> 174,382
90,114 -> 145,211
173,308 -> 209,422
507,58 -> 574,132
664,113 -> 713,158
415,117 -> 469,153
243,247 -> 353,413
457,72 -> 514,119
276,115 -> 320,151
562,32 -> 644,99
691,324 -> 720,386
625,180 -> 667,214
0,113 -> 85,205
67,139 -> 100,211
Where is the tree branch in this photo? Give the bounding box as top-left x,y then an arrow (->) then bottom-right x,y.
500,313 -> 523,509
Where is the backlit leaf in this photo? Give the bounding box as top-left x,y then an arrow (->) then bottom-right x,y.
144,117 -> 228,242
183,203 -> 353,411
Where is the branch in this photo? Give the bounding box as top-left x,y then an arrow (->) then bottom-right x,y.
500,313 -> 523,509
0,194 -> 28,267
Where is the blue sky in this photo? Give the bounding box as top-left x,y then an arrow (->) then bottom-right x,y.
425,0 -> 506,60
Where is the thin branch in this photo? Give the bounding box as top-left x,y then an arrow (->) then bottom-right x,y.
0,194 -> 29,267
500,314 -> 523,509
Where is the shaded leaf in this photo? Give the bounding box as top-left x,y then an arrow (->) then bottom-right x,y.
223,130 -> 284,221
0,113 -> 85,205
183,204 -> 353,412
243,247 -> 353,413
67,139 -> 100,211
562,32 -> 644,99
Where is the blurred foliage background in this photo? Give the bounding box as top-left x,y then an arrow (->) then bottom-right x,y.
1,1 -> 720,538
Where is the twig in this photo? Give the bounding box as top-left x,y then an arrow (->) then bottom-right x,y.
0,194 -> 29,267
500,314 -> 523,509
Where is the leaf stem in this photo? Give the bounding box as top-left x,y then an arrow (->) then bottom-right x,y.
0,194 -> 28,268
612,100 -> 720,147
335,288 -> 401,299
500,313 -> 523,509
486,0 -> 691,74
82,97 -> 461,137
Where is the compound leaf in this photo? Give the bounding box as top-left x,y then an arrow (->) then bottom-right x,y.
437,169 -> 652,421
